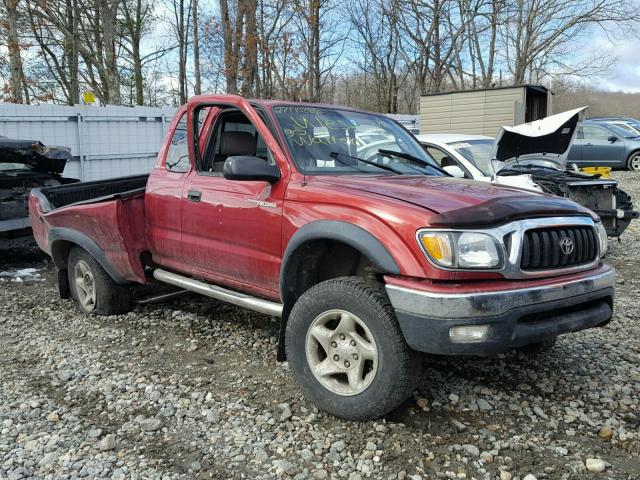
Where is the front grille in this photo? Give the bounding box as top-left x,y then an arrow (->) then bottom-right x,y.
521,226 -> 598,270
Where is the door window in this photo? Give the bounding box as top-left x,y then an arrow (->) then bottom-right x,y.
200,111 -> 274,174
581,125 -> 611,141
165,113 -> 190,173
424,146 -> 456,167
424,145 -> 471,178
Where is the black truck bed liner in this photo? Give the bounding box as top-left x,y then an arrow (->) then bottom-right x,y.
34,174 -> 149,212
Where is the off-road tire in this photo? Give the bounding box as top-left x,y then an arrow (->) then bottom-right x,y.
517,337 -> 557,354
286,276 -> 416,420
67,247 -> 131,315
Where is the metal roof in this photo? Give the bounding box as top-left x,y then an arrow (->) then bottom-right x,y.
420,84 -> 550,98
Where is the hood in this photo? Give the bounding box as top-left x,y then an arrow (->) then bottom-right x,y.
491,106 -> 588,173
0,137 -> 72,174
315,175 -> 593,226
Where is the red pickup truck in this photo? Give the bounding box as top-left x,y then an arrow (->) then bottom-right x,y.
29,95 -> 615,420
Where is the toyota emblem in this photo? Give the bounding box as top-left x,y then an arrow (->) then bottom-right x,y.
559,237 -> 574,255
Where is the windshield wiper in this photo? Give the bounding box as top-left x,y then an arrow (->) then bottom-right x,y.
377,149 -> 451,176
329,152 -> 402,175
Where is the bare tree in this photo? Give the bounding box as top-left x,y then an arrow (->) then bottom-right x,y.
192,0 -> 201,94
26,0 -> 81,104
240,0 -> 257,96
554,79 -> 640,118
293,0 -> 345,102
255,0 -> 292,98
67,0 -> 80,103
169,0 -> 192,103
500,0 -> 640,84
396,0 -> 475,94
5,0 -> 640,109
219,0 -> 238,93
306,0 -> 320,100
98,0 -> 121,103
347,0 -> 406,112
199,12 -> 227,93
71,0 -> 123,104
120,0 -> 155,104
219,0 -> 260,96
471,0 -> 502,87
28,0 -> 124,104
3,0 -> 26,102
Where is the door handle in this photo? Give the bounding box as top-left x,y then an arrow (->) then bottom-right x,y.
187,190 -> 202,202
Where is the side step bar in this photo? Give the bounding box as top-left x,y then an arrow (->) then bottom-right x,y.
153,268 -> 283,317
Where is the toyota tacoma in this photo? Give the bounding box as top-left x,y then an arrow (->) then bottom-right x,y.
29,95 -> 615,420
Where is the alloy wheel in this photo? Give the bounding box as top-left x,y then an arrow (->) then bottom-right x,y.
305,309 -> 378,396
73,259 -> 96,311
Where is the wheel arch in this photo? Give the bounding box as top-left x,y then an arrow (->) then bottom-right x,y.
276,220 -> 401,361
49,227 -> 128,284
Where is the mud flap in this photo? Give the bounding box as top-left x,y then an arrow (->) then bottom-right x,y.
277,303 -> 293,362
58,269 -> 71,299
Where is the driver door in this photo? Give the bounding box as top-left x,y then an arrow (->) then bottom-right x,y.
579,124 -> 625,166
179,103 -> 285,296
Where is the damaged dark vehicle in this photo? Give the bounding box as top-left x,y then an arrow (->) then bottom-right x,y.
0,137 -> 78,246
491,107 -> 639,237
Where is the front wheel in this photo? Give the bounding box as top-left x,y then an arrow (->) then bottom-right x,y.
627,152 -> 640,171
286,277 -> 416,420
67,247 -> 131,315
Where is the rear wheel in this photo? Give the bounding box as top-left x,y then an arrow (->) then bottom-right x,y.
286,277 -> 416,420
627,152 -> 640,171
67,247 -> 131,315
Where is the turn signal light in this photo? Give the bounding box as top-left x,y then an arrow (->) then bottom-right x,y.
420,233 -> 453,266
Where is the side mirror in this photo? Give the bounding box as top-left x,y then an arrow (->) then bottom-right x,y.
443,165 -> 465,178
223,156 -> 280,182
608,136 -> 618,143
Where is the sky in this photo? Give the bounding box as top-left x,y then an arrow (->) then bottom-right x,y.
5,2 -> 640,99
591,34 -> 640,93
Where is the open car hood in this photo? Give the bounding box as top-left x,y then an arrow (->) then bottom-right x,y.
0,137 -> 72,174
491,106 -> 588,174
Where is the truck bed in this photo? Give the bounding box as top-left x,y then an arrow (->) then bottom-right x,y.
36,174 -> 148,213
29,175 -> 149,284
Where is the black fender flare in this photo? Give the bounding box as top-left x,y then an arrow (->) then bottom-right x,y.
48,227 -> 128,283
276,220 -> 400,361
279,220 -> 400,295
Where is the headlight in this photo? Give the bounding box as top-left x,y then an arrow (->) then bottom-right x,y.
418,230 -> 503,269
595,221 -> 608,257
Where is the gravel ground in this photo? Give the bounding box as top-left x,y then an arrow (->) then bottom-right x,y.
1,172 -> 640,480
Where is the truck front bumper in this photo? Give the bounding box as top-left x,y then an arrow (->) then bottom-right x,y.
385,265 -> 615,355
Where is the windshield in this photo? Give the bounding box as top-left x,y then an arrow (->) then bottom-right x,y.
612,123 -> 640,137
446,139 -> 494,176
607,123 -> 638,138
273,106 -> 443,176
628,120 -> 640,130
